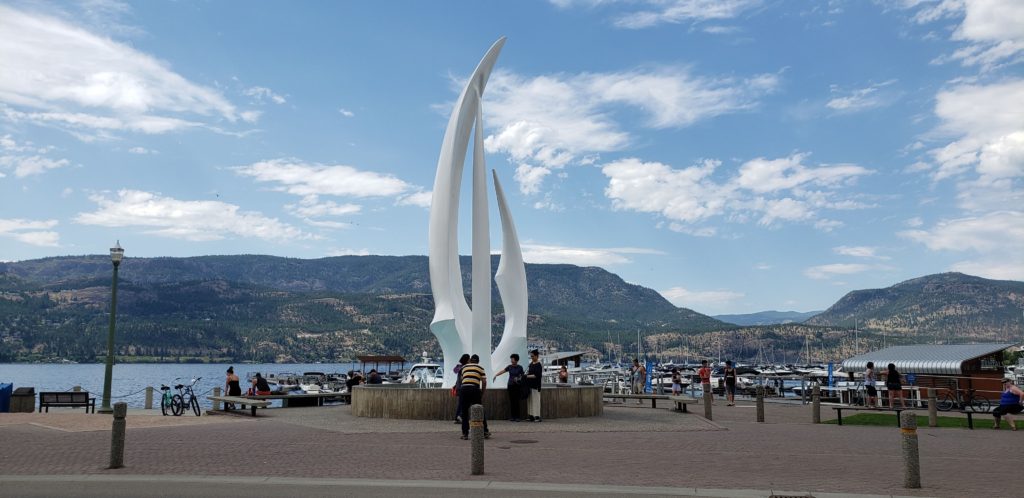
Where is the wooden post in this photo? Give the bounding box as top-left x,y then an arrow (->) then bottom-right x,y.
900,411 -> 921,488
470,404 -> 484,475
812,384 -> 821,424
756,385 -> 765,423
109,402 -> 127,469
144,386 -> 153,410
927,388 -> 937,428
212,387 -> 222,411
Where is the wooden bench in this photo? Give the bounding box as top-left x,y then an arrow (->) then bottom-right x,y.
667,395 -> 700,413
38,391 -> 95,413
603,393 -> 669,408
831,406 -> 905,427
207,396 -> 271,417
245,392 -> 351,407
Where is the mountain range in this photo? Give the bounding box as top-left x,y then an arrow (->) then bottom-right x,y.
713,310 -> 823,326
1,255 -> 1021,364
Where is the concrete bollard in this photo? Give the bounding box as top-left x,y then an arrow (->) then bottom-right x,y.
927,388 -> 937,428
144,386 -> 153,410
756,386 -> 765,423
900,411 -> 921,488
109,402 -> 127,469
470,404 -> 484,475
702,383 -> 713,420
812,384 -> 821,424
212,387 -> 222,411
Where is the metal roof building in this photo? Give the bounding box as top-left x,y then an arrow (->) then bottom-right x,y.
842,344 -> 1015,375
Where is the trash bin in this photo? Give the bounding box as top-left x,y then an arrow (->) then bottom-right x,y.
12,387 -> 35,413
0,383 -> 11,413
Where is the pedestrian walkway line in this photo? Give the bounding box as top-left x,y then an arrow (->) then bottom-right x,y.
0,474 -> 935,498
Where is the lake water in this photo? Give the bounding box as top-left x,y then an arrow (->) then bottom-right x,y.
0,363 -> 365,408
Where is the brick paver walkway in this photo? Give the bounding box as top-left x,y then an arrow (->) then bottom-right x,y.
0,400 -> 1014,497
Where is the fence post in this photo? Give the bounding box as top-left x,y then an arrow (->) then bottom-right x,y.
212,387 -> 222,411
470,404 -> 484,475
927,388 -> 937,428
109,402 -> 127,469
756,385 -> 765,423
812,384 -> 821,424
702,382 -> 713,420
900,411 -> 921,488
144,386 -> 153,410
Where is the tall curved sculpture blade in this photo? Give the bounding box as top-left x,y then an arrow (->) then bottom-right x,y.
490,170 -> 528,369
429,37 -> 505,387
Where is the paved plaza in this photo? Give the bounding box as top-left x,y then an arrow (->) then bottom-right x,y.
0,398 -> 1014,497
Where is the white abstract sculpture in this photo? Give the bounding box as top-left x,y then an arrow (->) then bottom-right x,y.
428,37 -> 528,388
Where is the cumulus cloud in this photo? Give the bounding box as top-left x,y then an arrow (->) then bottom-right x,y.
901,0 -> 1024,70
899,211 -> 1024,280
602,153 -> 870,231
396,191 -> 432,208
0,5 -> 252,139
339,108 -> 355,117
0,218 -> 60,247
520,243 -> 665,266
243,86 -> 286,105
480,68 -> 778,194
233,158 -> 413,198
0,134 -> 71,177
660,286 -> 745,311
75,189 -> 311,242
834,245 -> 890,259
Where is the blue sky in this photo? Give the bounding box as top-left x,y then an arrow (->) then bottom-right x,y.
1,0 -> 1021,315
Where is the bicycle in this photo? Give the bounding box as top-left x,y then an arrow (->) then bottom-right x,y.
935,388 -> 990,412
171,377 -> 202,417
159,384 -> 180,416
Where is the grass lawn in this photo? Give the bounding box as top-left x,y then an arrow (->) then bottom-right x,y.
825,413 -> 1021,429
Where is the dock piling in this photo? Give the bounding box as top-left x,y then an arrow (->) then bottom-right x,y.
109,402 -> 127,469
144,386 -> 153,410
470,404 -> 484,475
900,411 -> 921,488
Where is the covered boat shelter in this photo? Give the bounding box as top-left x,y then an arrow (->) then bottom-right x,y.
842,343 -> 1015,400
540,351 -> 586,368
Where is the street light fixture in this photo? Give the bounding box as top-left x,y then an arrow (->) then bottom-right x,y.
98,241 -> 124,414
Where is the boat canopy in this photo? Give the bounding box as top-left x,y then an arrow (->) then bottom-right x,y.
841,344 -> 1016,375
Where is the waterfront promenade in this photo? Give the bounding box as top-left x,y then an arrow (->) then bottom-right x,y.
0,400 -> 1011,497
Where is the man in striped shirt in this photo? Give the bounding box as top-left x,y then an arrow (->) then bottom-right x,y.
459,354 -> 491,440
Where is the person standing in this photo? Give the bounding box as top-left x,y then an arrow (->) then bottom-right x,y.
671,368 -> 682,395
723,360 -> 738,406
459,354 -> 491,440
526,349 -> 543,421
453,353 -> 470,424
885,363 -> 906,408
631,358 -> 647,403
864,362 -> 878,408
224,366 -> 241,410
698,360 -> 713,403
993,378 -> 1024,430
494,353 -> 525,422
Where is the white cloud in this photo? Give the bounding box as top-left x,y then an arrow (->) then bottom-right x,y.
328,248 -> 370,256
0,218 -> 60,247
826,80 -> 899,112
660,287 -> 745,311
0,5 -> 251,138
285,198 -> 362,218
900,211 -> 1024,280
233,158 -> 413,198
602,153 -> 871,231
397,191 -> 432,208
75,189 -> 312,242
480,68 -> 778,194
339,108 -> 355,117
905,216 -> 924,227
803,263 -> 873,280
564,0 -> 765,30
902,0 -> 1024,70
127,146 -> 157,154
0,134 -> 71,177
520,243 -> 665,266
834,245 -> 891,259
244,86 -> 287,105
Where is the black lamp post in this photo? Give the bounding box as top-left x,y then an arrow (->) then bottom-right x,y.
98,241 -> 124,414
